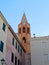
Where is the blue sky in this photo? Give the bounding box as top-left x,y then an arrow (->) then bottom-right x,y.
0,0 -> 49,37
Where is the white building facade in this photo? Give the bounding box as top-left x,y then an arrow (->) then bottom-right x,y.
0,12 -> 8,65
31,36 -> 49,65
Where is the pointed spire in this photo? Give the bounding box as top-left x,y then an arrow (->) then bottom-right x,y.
21,13 -> 28,24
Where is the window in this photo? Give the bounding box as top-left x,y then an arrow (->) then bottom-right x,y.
19,28 -> 21,34
15,42 -> 17,49
27,28 -> 30,33
18,59 -> 20,65
0,41 -> 4,52
15,56 -> 17,65
11,53 -> 14,63
12,38 -> 14,45
20,48 -> 22,56
22,37 -> 26,43
23,27 -> 25,33
18,45 -> 20,53
2,23 -> 6,31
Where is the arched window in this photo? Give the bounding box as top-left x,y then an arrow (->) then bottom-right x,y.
19,28 -> 21,34
27,28 -> 30,33
22,37 -> 26,43
23,27 -> 25,33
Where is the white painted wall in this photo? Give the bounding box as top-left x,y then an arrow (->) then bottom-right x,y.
0,16 -> 8,65
30,36 -> 49,65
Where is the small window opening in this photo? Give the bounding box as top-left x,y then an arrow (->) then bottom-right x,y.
27,28 -> 30,33
22,37 -> 26,43
23,27 -> 25,33
19,28 -> 21,34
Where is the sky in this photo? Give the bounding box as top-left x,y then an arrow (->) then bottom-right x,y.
0,0 -> 49,37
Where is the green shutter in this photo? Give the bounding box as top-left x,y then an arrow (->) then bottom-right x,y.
11,53 -> 14,63
12,38 -> 14,45
15,42 -> 17,49
2,23 -> 6,31
0,41 -> 4,52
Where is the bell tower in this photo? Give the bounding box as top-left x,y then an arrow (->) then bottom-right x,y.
18,13 -> 31,53
18,13 -> 31,65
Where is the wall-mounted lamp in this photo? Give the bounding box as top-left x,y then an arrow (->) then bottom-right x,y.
0,58 -> 7,65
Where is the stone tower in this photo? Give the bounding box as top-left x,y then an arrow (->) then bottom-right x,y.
18,13 -> 31,65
